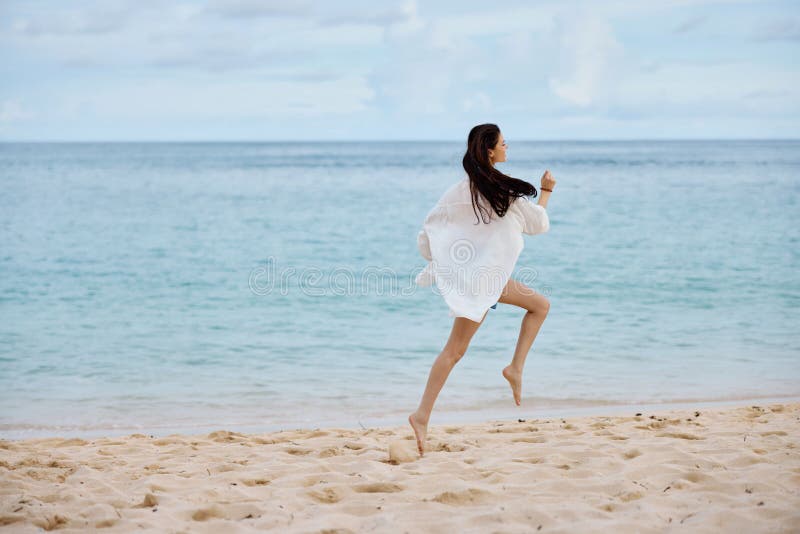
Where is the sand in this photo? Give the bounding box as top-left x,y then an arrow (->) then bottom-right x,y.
1,402 -> 798,533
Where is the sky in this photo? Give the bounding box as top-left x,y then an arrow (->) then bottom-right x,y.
0,0 -> 798,141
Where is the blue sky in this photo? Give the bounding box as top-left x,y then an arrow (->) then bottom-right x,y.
1,0 -> 798,140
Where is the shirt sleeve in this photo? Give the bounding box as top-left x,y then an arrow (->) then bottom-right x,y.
417,229 -> 432,261
514,196 -> 550,235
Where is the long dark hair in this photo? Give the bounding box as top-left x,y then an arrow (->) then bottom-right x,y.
462,123 -> 538,224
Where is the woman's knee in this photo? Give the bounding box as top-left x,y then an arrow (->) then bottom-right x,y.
442,342 -> 469,363
522,294 -> 549,315
540,297 -> 551,314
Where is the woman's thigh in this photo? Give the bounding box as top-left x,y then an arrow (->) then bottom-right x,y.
497,278 -> 550,314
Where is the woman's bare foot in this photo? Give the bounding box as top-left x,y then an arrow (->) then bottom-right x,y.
502,365 -> 523,406
408,412 -> 428,456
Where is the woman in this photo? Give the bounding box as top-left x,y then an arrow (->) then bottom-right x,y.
409,123 -> 556,456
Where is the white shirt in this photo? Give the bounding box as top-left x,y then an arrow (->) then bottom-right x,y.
415,175 -> 550,322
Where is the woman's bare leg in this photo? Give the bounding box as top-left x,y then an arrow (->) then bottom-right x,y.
497,278 -> 551,405
408,312 -> 487,456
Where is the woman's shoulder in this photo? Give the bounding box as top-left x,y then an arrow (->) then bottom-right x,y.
437,176 -> 471,205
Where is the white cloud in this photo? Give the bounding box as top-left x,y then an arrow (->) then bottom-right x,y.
673,13 -> 708,34
9,1 -> 133,36
547,14 -> 625,108
58,76 -> 376,119
462,92 -> 492,112
0,100 -> 34,122
205,0 -> 311,19
753,18 -> 800,41
317,0 -> 418,27
609,60 -> 800,117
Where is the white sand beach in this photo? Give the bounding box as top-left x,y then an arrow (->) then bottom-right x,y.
1,402 -> 798,533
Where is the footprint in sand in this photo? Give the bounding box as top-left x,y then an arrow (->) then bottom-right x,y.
152,437 -> 185,446
307,486 -> 348,504
623,449 -> 642,459
488,426 -> 530,434
511,436 -> 547,444
319,447 -> 344,458
616,490 -> 644,502
77,503 -> 121,528
191,503 -> 263,521
207,431 -> 248,443
655,432 -> 703,440
681,471 -> 712,483
430,442 -> 468,452
241,478 -> 272,487
31,513 -> 69,530
512,457 -> 545,464
0,513 -> 25,529
283,446 -> 313,456
53,438 -> 88,447
430,488 -> 492,505
728,454 -> 767,467
353,482 -> 404,493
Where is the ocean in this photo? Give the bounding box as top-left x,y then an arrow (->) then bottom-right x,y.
1,140 -> 798,440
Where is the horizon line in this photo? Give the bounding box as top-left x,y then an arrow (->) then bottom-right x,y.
1,138 -> 799,143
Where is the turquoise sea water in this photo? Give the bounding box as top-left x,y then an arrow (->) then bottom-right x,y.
1,141 -> 798,440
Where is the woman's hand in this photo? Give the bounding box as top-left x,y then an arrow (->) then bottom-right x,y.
538,170 -> 555,208
541,170 -> 556,192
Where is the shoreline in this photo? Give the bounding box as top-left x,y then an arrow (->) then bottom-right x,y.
1,401 -> 797,532
2,393 -> 799,442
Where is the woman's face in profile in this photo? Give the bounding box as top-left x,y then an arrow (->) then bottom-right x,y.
489,133 -> 507,164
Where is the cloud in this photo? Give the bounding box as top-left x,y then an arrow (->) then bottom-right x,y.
606,60 -> 800,118
10,3 -> 131,36
149,44 -> 316,72
372,14 -> 496,115
203,0 -> 417,28
317,0 -> 418,27
753,18 -> 800,41
462,92 -> 492,113
672,14 -> 708,34
4,1 -> 388,75
59,76 -> 376,119
741,89 -> 793,99
205,0 -> 311,19
0,100 -> 35,122
547,14 -> 625,108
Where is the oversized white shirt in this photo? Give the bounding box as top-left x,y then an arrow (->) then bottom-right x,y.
415,175 -> 550,322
